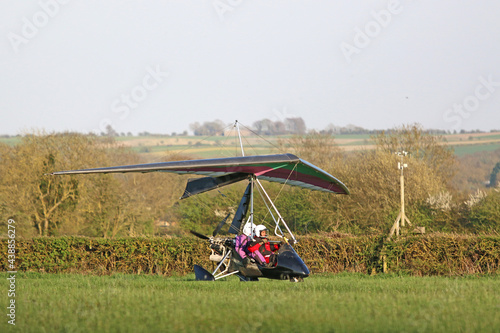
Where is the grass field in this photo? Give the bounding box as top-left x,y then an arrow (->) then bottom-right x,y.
451,142 -> 500,156
1,272 -> 499,332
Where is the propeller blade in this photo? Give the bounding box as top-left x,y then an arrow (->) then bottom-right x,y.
190,230 -> 210,240
213,213 -> 230,237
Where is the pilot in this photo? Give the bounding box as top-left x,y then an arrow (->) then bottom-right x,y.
247,224 -> 279,266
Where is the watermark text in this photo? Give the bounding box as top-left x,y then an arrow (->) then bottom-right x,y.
95,65 -> 168,134
7,0 -> 71,54
340,0 -> 402,64
443,75 -> 500,129
213,0 -> 244,22
6,219 -> 17,326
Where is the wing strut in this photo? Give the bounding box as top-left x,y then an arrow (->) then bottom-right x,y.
255,178 -> 297,244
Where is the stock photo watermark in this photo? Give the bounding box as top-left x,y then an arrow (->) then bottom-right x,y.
340,0 -> 403,64
6,219 -> 17,326
95,65 -> 169,134
213,0 -> 244,22
443,75 -> 500,130
270,106 -> 298,123
7,0 -> 71,54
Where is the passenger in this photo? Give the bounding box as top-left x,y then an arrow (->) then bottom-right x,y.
247,225 -> 279,266
235,224 -> 254,266
235,234 -> 250,261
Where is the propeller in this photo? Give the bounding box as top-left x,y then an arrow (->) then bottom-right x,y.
190,213 -> 230,240
190,230 -> 210,240
213,213 -> 230,237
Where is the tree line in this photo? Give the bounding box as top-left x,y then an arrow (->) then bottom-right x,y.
2,121 -> 495,138
186,118 -> 493,137
1,125 -> 499,238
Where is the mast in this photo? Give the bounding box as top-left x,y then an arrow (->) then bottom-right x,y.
233,120 -> 293,243
235,120 -> 245,157
250,176 -> 254,238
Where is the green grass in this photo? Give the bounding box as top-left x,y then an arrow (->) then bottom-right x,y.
333,134 -> 372,140
1,272 -> 499,332
468,133 -> 500,140
451,143 -> 500,156
337,140 -> 372,146
0,136 -> 22,146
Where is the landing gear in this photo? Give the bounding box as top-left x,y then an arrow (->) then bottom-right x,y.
279,273 -> 304,282
237,275 -> 259,282
290,277 -> 304,283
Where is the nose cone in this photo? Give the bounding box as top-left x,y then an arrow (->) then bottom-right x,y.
276,243 -> 310,277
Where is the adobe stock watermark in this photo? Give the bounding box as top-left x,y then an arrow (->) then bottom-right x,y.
212,0 -> 244,22
270,106 -> 298,124
6,219 -> 17,326
443,75 -> 500,130
94,65 -> 169,134
7,0 -> 71,54
340,0 -> 403,64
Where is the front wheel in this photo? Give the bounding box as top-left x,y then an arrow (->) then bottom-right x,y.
290,277 -> 304,282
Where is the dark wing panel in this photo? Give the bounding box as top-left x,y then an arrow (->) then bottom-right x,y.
229,183 -> 252,234
181,173 -> 248,199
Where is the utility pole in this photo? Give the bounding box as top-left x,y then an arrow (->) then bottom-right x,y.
387,151 -> 412,240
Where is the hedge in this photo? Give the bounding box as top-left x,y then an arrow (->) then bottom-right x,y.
1,234 -> 499,276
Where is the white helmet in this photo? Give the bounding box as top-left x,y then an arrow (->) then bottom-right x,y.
255,224 -> 268,238
242,222 -> 254,237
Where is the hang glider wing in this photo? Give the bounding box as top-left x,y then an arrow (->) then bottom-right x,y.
51,153 -> 350,195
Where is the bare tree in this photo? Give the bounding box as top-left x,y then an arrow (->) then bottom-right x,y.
0,133 -> 108,235
191,120 -> 226,136
284,118 -> 306,134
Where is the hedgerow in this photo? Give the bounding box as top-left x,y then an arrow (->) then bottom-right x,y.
1,234 -> 499,276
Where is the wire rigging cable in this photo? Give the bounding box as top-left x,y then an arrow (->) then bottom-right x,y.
238,122 -> 283,153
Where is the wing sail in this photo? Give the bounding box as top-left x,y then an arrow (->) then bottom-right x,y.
51,153 -> 349,195
229,183 -> 252,234
181,173 -> 248,199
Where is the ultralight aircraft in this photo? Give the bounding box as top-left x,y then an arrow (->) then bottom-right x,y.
51,122 -> 349,281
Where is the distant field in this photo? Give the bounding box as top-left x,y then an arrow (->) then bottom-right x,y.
0,136 -> 21,145
1,272 -> 499,332
117,131 -> 500,159
2,132 -> 500,158
452,142 -> 500,156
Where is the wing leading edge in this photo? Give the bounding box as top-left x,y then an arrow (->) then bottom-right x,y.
51,153 -> 349,195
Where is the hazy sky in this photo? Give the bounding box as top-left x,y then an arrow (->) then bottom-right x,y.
1,1 -> 499,135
